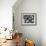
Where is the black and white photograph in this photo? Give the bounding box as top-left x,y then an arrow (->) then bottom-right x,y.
21,13 -> 37,26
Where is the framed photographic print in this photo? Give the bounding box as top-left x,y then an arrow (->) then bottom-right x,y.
21,13 -> 37,26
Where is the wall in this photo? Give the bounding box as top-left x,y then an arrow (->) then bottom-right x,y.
41,0 -> 46,46
0,0 -> 16,30
13,0 -> 41,46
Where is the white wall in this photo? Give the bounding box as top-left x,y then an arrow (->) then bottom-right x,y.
0,0 -> 16,29
13,0 -> 41,46
13,0 -> 46,46
41,0 -> 46,46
